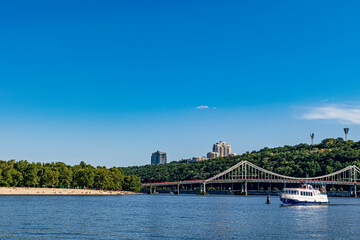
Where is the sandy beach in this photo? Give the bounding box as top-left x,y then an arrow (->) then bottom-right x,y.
0,187 -> 139,195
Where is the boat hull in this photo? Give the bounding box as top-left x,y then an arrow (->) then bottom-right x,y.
281,198 -> 329,205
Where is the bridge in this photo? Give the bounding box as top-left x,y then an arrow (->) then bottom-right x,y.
142,161 -> 360,196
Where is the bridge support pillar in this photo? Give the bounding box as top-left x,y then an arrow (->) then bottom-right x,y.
176,184 -> 180,195
355,184 -> 357,198
149,186 -> 152,194
245,181 -> 247,196
200,182 -> 206,193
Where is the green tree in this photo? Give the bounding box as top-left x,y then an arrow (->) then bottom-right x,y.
23,164 -> 40,187
123,175 -> 142,192
40,167 -> 59,187
58,164 -> 73,187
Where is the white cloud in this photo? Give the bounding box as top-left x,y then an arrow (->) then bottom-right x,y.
302,105 -> 360,124
195,106 -> 209,109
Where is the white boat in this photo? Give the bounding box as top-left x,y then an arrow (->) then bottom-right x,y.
280,184 -> 329,205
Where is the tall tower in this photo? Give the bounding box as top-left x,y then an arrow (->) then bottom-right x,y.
151,150 -> 168,165
212,141 -> 231,157
344,128 -> 349,141
310,133 -> 315,145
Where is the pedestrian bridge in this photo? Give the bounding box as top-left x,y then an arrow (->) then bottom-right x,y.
142,161 -> 360,195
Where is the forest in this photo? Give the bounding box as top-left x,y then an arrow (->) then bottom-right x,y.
123,138 -> 360,183
0,160 -> 142,192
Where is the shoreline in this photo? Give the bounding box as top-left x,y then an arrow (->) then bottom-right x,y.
0,187 -> 140,195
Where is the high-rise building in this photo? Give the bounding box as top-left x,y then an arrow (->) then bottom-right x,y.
212,141 -> 231,157
151,150 -> 168,165
207,151 -> 220,160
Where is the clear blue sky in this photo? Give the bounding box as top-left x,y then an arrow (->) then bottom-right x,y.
1,1 -> 360,167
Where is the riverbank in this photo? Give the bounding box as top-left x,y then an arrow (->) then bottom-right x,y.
0,187 -> 139,195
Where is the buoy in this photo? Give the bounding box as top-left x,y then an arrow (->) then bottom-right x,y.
266,194 -> 271,204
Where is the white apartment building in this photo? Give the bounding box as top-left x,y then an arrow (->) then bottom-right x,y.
212,141 -> 231,157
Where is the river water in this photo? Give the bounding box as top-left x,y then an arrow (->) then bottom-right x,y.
0,194 -> 358,239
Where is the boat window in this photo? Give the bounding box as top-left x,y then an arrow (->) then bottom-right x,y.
296,191 -> 299,195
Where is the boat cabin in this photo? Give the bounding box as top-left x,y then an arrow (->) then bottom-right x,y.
283,184 -> 316,196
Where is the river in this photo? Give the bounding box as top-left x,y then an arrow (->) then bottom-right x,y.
0,194 -> 358,239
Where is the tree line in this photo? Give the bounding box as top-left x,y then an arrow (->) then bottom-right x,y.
0,160 -> 142,192
122,138 -> 360,183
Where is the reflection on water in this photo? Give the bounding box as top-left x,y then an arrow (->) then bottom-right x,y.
0,195 -> 359,239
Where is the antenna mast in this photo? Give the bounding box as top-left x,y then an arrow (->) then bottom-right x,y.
310,133 -> 315,145
344,128 -> 349,141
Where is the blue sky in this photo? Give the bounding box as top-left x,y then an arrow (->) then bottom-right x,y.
1,1 -> 360,167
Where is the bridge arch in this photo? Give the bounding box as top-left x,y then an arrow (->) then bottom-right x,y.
204,160 -> 360,184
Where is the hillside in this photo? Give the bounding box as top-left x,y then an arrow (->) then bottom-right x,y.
122,138 -> 360,183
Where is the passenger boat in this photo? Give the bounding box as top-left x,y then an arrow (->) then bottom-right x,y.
280,184 -> 329,205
